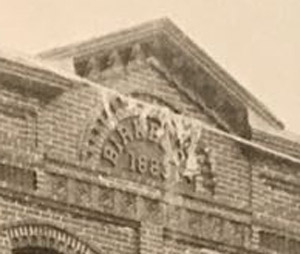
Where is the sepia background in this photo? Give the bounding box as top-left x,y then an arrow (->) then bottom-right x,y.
0,0 -> 299,133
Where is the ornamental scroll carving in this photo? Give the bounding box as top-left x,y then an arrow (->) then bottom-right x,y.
80,95 -> 215,194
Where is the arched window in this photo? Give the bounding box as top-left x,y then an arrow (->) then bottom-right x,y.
4,223 -> 98,254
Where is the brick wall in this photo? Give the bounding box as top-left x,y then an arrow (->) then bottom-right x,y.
0,88 -> 38,150
38,86 -> 97,159
95,64 -> 216,125
0,78 -> 255,254
1,61 -> 300,254
201,129 -> 251,210
252,153 -> 300,225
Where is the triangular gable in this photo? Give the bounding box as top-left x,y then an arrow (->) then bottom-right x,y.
38,18 -> 284,139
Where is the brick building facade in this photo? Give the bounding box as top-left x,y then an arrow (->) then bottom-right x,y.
0,19 -> 299,254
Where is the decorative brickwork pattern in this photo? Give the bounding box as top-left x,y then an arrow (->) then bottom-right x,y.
140,198 -> 164,224
98,186 -> 114,211
75,180 -> 92,206
183,210 -> 249,248
166,205 -> 183,229
115,191 -> 137,218
49,174 -> 68,202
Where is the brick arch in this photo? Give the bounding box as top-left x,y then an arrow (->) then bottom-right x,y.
3,223 -> 99,254
13,247 -> 61,254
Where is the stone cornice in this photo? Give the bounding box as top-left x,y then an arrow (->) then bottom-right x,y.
38,19 -> 165,59
0,51 -> 89,104
37,18 -> 284,131
253,128 -> 300,160
160,20 -> 284,131
0,57 -> 72,89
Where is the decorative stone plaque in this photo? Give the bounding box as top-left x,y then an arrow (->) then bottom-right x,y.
101,115 -> 167,182
80,95 -> 215,192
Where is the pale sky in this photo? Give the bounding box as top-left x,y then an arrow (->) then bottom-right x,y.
0,0 -> 299,133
